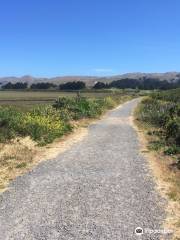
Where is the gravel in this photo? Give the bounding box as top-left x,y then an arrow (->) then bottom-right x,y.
0,99 -> 171,240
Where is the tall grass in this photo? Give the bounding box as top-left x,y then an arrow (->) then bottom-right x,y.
137,88 -> 180,167
0,95 -> 128,145
53,96 -> 117,120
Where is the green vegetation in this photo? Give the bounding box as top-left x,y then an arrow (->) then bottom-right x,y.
2,82 -> 28,90
0,89 -> 141,108
53,96 -> 117,120
137,88 -> 180,168
2,81 -> 86,90
31,82 -> 57,89
0,90 -> 137,191
0,105 -> 72,145
93,78 -> 180,90
0,92 -> 134,145
2,77 -> 180,91
59,81 -> 86,90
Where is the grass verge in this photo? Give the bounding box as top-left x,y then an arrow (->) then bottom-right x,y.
134,90 -> 180,240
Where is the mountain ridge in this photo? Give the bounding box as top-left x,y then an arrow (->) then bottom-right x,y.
0,72 -> 180,87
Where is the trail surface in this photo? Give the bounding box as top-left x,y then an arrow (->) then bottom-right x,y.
0,99 -> 168,240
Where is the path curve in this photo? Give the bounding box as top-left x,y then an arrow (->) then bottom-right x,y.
0,99 -> 168,240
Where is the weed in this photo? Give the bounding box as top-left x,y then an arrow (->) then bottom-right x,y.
164,146 -> 180,155
137,88 -> 180,159
167,191 -> 178,201
148,140 -> 165,151
16,162 -> 27,168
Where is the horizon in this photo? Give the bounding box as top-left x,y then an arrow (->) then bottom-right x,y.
0,71 -> 180,79
0,0 -> 180,76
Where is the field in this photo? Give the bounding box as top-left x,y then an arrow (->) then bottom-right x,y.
0,89 -> 145,106
0,90 -> 130,108
0,89 -> 142,145
0,91 -> 76,106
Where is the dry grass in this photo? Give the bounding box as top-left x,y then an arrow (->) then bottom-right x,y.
0,118 -> 94,193
0,137 -> 36,191
0,90 -> 124,108
133,109 -> 180,240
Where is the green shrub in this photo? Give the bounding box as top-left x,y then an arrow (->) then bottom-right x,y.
139,98 -> 177,127
0,95 -> 125,145
164,146 -> 180,155
0,107 -> 23,141
0,106 -> 72,145
53,96 -> 116,120
166,118 -> 180,145
22,106 -> 72,145
137,88 -> 180,160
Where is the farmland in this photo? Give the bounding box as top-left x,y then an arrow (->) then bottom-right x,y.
0,90 -> 131,107
0,89 -> 143,109
0,90 -> 110,107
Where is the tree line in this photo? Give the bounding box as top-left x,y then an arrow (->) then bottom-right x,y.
1,81 -> 86,90
1,78 -> 180,90
93,78 -> 180,90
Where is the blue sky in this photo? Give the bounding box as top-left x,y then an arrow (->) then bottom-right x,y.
0,0 -> 180,77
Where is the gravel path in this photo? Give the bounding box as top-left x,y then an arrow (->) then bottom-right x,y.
0,99 -> 169,240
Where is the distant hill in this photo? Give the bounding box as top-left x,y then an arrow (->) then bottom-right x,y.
0,75 -> 99,87
0,72 -> 180,87
101,72 -> 180,83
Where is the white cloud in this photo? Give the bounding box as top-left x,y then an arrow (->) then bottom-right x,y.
93,68 -> 114,73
